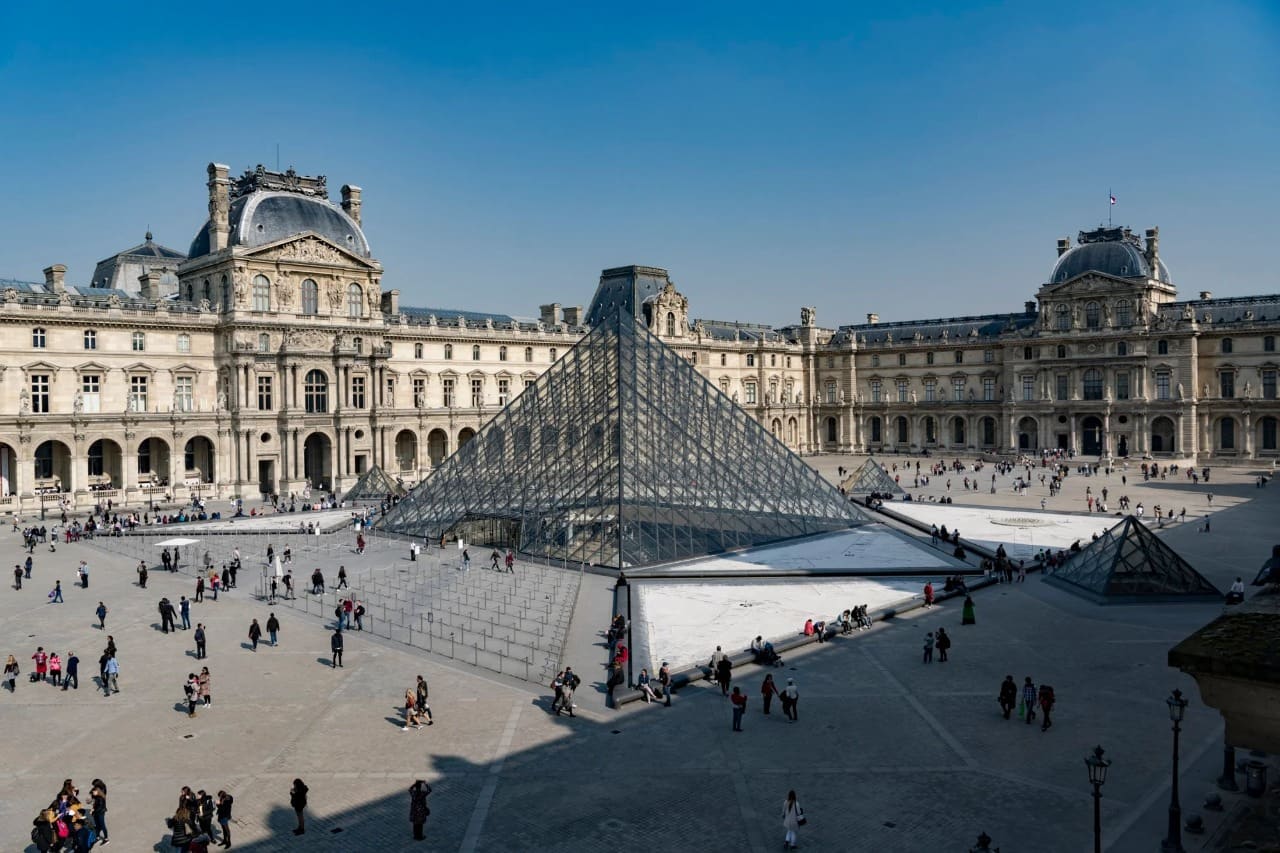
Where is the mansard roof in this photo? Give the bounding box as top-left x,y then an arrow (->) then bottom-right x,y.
1161,294 -> 1280,326
838,311 -> 1037,345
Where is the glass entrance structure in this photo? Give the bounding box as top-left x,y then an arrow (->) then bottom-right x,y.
377,309 -> 866,568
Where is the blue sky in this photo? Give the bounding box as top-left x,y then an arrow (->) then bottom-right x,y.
1,1 -> 1276,325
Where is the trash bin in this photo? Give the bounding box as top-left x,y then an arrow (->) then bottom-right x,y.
1246,761 -> 1268,798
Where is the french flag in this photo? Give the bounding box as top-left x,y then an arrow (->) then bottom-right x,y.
1110,194 -> 1117,205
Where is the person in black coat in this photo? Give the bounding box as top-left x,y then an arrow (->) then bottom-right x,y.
998,675 -> 1018,720
716,656 -> 733,696
290,779 -> 308,835
331,630 -> 344,668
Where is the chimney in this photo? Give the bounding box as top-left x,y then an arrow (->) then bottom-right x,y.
1199,291 -> 1213,301
1145,226 -> 1160,272
381,288 -> 400,315
43,264 -> 67,294
540,303 -> 561,326
206,163 -> 231,252
341,184 -> 362,225
1056,237 -> 1071,257
866,313 -> 879,325
138,271 -> 161,301
563,305 -> 584,326
1025,300 -> 1037,314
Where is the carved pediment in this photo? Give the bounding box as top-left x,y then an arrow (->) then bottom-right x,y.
242,233 -> 376,269
284,328 -> 332,352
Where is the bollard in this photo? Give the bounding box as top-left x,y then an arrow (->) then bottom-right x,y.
1246,761 -> 1268,797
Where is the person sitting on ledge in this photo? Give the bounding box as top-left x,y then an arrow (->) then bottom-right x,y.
812,619 -> 828,643
802,618 -> 814,637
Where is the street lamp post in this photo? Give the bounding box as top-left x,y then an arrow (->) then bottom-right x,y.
1163,688 -> 1189,852
1085,745 -> 1111,853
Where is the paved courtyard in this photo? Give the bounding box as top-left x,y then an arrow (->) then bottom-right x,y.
1,454 -> 1276,851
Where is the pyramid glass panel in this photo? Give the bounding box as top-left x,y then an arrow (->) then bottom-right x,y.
845,459 -> 906,496
1044,516 -> 1221,603
378,309 -> 867,567
341,465 -> 407,504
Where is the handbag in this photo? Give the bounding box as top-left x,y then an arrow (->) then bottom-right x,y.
1017,700 -> 1025,719
797,807 -> 807,827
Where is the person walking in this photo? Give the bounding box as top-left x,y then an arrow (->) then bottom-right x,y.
504,550 -> 515,573
998,675 -> 1017,720
1038,683 -> 1055,732
289,779 -> 308,835
337,565 -> 348,590
936,627 -> 952,663
50,580 -> 63,604
782,790 -> 804,849
247,619 -> 262,652
13,564 -> 21,590
402,687 -> 423,730
266,612 -> 280,646
355,534 -> 365,555
782,678 -> 799,722
408,780 -> 431,842
268,575 -> 279,604
195,575 -> 205,603
331,629 -> 344,668
215,790 -> 233,849
658,661 -> 672,707
461,549 -> 470,572
923,631 -> 935,663
95,601 -> 108,629
194,624 -> 207,660
283,570 -> 294,599
63,651 -> 79,691
25,555 -> 33,578
4,655 -> 18,692
137,562 -> 148,589
159,598 -> 176,634
180,596 -> 192,630
90,779 -> 109,846
961,595 -> 976,625
490,549 -> 501,570
184,673 -> 199,717
761,673 -> 779,715
1022,677 -> 1037,725
716,654 -> 733,697
415,675 -> 433,725
730,686 -> 747,731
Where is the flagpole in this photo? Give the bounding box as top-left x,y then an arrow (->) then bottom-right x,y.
1108,188 -> 1112,228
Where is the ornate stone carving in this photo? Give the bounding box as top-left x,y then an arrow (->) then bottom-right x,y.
234,269 -> 249,306
800,306 -> 815,327
73,390 -> 84,413
367,285 -> 380,312
275,273 -> 294,309
327,283 -> 343,311
19,387 -> 30,414
3,288 -> 16,303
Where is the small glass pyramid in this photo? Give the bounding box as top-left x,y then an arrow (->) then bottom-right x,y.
845,459 -> 906,496
377,309 -> 867,567
342,465 -> 407,505
1044,515 -> 1221,603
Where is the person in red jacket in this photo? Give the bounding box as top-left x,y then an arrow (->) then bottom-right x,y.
761,673 -> 779,715
923,582 -> 935,607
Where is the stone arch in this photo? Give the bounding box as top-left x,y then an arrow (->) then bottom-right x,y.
1259,416 -> 1278,453
302,432 -> 333,490
427,429 -> 449,467
136,436 -> 171,484
395,429 -> 418,475
950,416 -> 966,446
0,442 -> 16,497
1151,416 -> 1176,454
788,417 -> 799,446
183,436 -> 216,483
868,416 -> 882,445
1215,416 -> 1238,452
894,415 -> 909,445
980,416 -> 997,447
87,438 -> 124,489
770,418 -> 782,439
922,415 -> 938,446
458,427 -> 476,448
1017,416 -> 1038,451
35,439 -> 73,492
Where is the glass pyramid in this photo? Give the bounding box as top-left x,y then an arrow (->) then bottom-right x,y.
377,309 -> 867,568
845,458 -> 906,496
342,465 -> 407,505
1044,515 -> 1221,604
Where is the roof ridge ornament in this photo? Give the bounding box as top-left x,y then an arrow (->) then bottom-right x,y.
231,165 -> 329,200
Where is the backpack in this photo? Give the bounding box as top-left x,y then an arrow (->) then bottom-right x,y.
1040,685 -> 1055,706
85,826 -> 97,846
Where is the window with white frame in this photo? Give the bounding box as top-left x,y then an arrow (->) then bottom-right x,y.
549,348 -> 557,362
353,337 -> 363,355
1220,371 -> 1235,399
304,369 -> 328,413
471,378 -> 483,407
444,344 -> 453,360
253,275 -> 270,311
259,333 -> 270,353
924,379 -> 936,402
32,328 -> 46,348
412,378 -> 425,407
1115,300 -> 1131,326
301,279 -> 319,315
1115,371 -> 1129,400
132,331 -> 146,352
128,375 -> 148,412
1264,370 -> 1277,400
30,374 -> 50,413
174,376 -> 193,412
442,377 -> 455,407
746,354 -> 755,367
826,381 -> 838,403
954,350 -> 963,364
414,343 -> 423,359
1083,368 -> 1103,400
351,375 -> 367,408
498,378 -> 510,406
1085,302 -> 1100,329
499,346 -> 508,362
897,380 -> 909,402
744,382 -> 757,404
1056,374 -> 1069,400
951,377 -> 965,401
472,345 -> 481,361
1155,372 -> 1170,400
870,379 -> 882,402
1055,304 -> 1070,330
178,333 -> 191,353
81,375 -> 101,413
84,329 -> 97,350
983,349 -> 994,364
347,283 -> 363,318
982,377 -> 996,401
1021,375 -> 1034,401
525,347 -> 533,362
257,376 -> 273,411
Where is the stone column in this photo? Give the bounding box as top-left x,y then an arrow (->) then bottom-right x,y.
1243,413 -> 1254,457
292,430 -> 300,483
1069,415 -> 1079,453
1102,413 -> 1111,455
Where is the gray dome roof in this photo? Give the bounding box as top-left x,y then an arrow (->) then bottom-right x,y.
189,192 -> 371,259
1051,239 -> 1169,284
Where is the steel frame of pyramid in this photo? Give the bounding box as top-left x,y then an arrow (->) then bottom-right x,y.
845,459 -> 906,495
342,465 -> 407,504
377,309 -> 867,568
1043,515 -> 1221,604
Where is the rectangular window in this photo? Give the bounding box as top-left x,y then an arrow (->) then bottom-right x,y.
744,383 -> 757,404
82,375 -> 101,413
1156,373 -> 1170,401
351,375 -> 367,409
926,352 -> 934,365
129,376 -> 148,412
549,348 -> 557,362
386,377 -> 395,405
84,330 -> 97,350
1116,372 -> 1130,400
442,378 -> 455,407
826,382 -> 837,404
897,380 -> 909,403
257,376 -> 273,411
1264,370 -> 1277,400
30,374 -> 50,413
983,349 -> 994,364
32,328 -> 46,348
132,331 -> 146,352
924,379 -> 936,402
174,376 -> 193,412
1021,375 -> 1034,401
898,353 -> 906,366
178,334 -> 191,354
1055,374 -> 1068,401
524,379 -> 535,390
952,378 -> 965,401
498,378 -> 510,406
982,377 -> 995,401
954,350 -> 963,364
870,380 -> 881,403
1220,372 -> 1234,399
412,378 -> 426,408
471,378 -> 483,407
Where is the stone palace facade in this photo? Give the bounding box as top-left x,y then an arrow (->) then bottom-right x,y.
1,163 -> 1277,513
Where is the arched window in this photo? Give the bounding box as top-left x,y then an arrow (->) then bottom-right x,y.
472,345 -> 481,361
1157,340 -> 1169,355
443,344 -> 453,360
746,354 -> 755,367
1115,299 -> 1131,326
1055,304 -> 1070,331
304,370 -> 328,413
1220,418 -> 1236,450
1262,416 -> 1278,451
1085,301 -> 1100,329
347,283 -> 363,318
301,279 -> 318,315
258,333 -> 270,353
220,275 -> 229,309
185,283 -> 194,301
666,312 -> 676,336
1083,368 -> 1103,400
202,279 -> 212,302
253,275 -> 270,311
549,348 -> 557,362
869,416 -> 882,443
1221,337 -> 1233,354
826,417 -> 837,443
1117,341 -> 1128,356
720,353 -> 727,366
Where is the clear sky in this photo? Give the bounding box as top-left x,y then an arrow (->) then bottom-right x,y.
1,1 -> 1276,326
